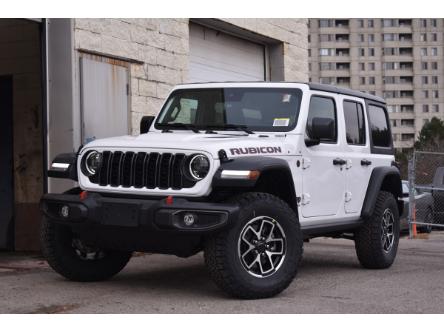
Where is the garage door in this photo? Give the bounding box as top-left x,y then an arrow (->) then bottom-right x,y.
189,24 -> 265,82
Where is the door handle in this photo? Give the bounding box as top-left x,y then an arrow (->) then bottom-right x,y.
333,158 -> 346,166
361,159 -> 372,166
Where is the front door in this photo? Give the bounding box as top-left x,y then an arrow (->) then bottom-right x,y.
0,76 -> 14,249
301,93 -> 346,218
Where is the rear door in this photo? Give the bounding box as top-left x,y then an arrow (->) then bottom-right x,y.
339,97 -> 372,214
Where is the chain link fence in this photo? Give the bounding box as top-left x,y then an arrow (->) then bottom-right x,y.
408,151 -> 444,237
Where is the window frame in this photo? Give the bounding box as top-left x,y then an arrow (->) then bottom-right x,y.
306,94 -> 338,145
365,101 -> 394,155
343,99 -> 367,146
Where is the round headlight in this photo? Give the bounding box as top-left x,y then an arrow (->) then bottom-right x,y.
84,151 -> 102,176
188,154 -> 210,181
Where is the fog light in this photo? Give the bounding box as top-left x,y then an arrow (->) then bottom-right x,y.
60,205 -> 70,218
183,213 -> 196,226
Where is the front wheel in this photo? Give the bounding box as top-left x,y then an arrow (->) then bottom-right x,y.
354,191 -> 400,269
204,192 -> 303,299
41,218 -> 132,282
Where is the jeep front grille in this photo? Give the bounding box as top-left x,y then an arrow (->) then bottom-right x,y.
89,151 -> 196,190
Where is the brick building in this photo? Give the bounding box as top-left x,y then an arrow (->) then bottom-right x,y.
0,18 -> 308,251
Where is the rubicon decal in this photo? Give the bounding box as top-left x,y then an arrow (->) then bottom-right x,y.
229,146 -> 282,155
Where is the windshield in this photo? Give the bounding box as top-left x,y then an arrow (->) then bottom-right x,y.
155,88 -> 303,132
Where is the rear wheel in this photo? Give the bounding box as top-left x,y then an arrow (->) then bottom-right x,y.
41,218 -> 132,282
355,191 -> 400,269
204,192 -> 303,299
421,208 -> 433,234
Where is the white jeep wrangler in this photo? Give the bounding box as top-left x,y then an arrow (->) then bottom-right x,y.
41,82 -> 403,299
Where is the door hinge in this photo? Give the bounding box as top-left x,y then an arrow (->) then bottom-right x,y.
302,157 -> 311,169
345,191 -> 352,202
301,193 -> 311,205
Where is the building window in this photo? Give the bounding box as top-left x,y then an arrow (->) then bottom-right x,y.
431,62 -> 438,70
432,76 -> 438,84
423,104 -> 429,113
383,91 -> 397,98
308,49 -> 311,57
431,47 -> 438,56
359,48 -> 365,56
420,33 -> 427,42
320,62 -> 333,70
319,48 -> 334,56
383,76 -> 395,84
431,33 -> 438,42
368,34 -> 375,43
422,90 -> 429,98
368,19 -> 374,28
433,104 -> 439,113
319,34 -> 334,42
320,77 -> 334,84
431,19 -> 437,27
369,48 -> 375,56
422,76 -> 429,84
319,19 -> 332,28
358,19 -> 364,28
421,62 -> 428,70
359,63 -> 365,71
382,47 -> 396,56
420,19 -> 427,28
369,62 -> 375,71
359,34 -> 365,42
401,134 -> 415,141
433,90 -> 439,98
383,62 -> 396,70
420,48 -> 428,56
401,119 -> 415,127
382,19 -> 395,27
369,77 -> 375,85
383,33 -> 395,41
360,77 -> 366,85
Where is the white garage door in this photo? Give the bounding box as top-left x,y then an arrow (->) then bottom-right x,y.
189,24 -> 265,83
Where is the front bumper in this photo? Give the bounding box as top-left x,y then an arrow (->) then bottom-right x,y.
40,192 -> 239,234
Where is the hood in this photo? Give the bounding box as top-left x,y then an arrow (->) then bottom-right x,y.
81,131 -> 299,158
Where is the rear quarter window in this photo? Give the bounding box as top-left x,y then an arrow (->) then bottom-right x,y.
368,104 -> 391,147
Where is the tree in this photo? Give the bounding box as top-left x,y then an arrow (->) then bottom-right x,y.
414,117 -> 444,152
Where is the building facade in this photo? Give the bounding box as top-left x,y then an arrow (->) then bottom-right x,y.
0,18 -> 308,251
308,18 -> 444,150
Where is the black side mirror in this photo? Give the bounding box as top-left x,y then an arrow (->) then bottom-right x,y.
140,116 -> 155,134
305,117 -> 335,147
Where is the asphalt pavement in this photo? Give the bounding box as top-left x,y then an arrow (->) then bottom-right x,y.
1,232 -> 443,313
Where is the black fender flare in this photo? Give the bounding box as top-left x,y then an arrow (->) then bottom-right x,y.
361,166 -> 403,218
212,156 -> 293,188
47,152 -> 78,181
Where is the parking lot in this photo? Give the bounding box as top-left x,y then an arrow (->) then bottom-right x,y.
1,232 -> 443,314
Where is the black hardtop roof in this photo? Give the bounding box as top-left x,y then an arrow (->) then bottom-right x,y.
178,81 -> 385,104
307,83 -> 385,104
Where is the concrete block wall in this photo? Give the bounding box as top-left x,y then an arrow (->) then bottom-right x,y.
74,18 -> 308,134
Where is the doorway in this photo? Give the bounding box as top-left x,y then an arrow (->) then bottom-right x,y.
0,76 -> 14,249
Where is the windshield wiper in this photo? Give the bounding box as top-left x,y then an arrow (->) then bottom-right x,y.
157,123 -> 201,133
220,124 -> 254,135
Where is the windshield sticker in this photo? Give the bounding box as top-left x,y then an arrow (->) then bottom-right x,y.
282,94 -> 291,103
229,146 -> 282,155
273,118 -> 290,127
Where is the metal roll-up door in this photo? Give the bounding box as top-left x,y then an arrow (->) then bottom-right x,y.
189,23 -> 265,82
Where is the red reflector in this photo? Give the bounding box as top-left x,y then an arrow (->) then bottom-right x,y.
166,196 -> 174,205
79,191 -> 88,200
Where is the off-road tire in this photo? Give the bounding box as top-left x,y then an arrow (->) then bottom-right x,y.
204,192 -> 303,299
355,191 -> 400,269
41,217 -> 132,282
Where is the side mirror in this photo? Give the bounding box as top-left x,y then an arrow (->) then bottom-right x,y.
305,117 -> 335,147
140,116 -> 155,134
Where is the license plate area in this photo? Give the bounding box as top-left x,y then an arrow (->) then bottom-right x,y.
101,202 -> 140,227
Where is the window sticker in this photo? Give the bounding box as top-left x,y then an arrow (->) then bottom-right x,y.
273,118 -> 290,127
282,94 -> 292,103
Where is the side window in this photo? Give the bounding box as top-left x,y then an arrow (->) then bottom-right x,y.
368,104 -> 391,147
306,96 -> 337,143
343,100 -> 366,145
